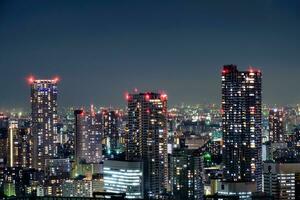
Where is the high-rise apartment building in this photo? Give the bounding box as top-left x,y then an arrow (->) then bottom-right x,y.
6,118 -> 32,168
74,109 -> 102,165
170,148 -> 203,200
7,120 -> 20,167
221,65 -> 262,191
101,110 -> 119,155
30,78 -> 59,170
269,109 -> 285,143
126,92 -> 168,199
19,118 -> 33,168
0,114 -> 9,166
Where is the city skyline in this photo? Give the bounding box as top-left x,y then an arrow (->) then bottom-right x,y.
2,64 -> 300,199
0,65 -> 297,111
1,0 -> 300,108
1,1 -> 300,199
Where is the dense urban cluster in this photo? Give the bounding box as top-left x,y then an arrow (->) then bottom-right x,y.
1,65 -> 300,200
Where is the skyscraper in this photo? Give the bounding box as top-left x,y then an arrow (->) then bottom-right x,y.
18,118 -> 33,168
170,148 -> 203,200
7,120 -> 20,167
221,65 -> 262,192
126,92 -> 168,199
0,114 -> 9,166
6,118 -> 32,168
74,109 -> 102,165
30,77 -> 59,170
101,110 -> 119,155
269,109 -> 285,143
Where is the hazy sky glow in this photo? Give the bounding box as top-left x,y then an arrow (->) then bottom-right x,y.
0,0 -> 300,108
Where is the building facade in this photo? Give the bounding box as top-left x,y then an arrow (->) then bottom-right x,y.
221,65 -> 262,191
269,109 -> 285,143
74,109 -> 102,164
7,119 -> 32,168
126,92 -> 168,199
264,162 -> 300,200
62,179 -> 93,197
30,78 -> 59,170
103,160 -> 143,199
101,110 -> 119,156
171,148 -> 203,200
0,114 -> 9,167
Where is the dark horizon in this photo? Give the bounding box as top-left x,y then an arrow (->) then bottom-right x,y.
1,0 -> 300,109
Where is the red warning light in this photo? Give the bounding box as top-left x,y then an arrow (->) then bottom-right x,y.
145,94 -> 150,100
80,110 -> 85,116
248,67 -> 261,74
53,76 -> 60,83
27,76 -> 35,84
125,92 -> 131,101
161,93 -> 168,101
222,69 -> 228,74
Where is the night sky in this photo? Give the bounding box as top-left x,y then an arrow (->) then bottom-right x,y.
0,0 -> 300,109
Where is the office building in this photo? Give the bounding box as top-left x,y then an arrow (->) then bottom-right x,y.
264,162 -> 300,200
103,160 -> 143,199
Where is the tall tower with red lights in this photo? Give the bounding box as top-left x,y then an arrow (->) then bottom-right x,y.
29,77 -> 59,171
221,65 -> 262,192
126,92 -> 168,199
